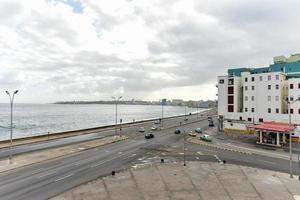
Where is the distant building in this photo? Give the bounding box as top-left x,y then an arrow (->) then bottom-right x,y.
172,99 -> 184,106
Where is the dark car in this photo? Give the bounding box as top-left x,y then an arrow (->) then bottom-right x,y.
145,133 -> 154,139
184,117 -> 188,121
174,129 -> 181,134
209,120 -> 214,127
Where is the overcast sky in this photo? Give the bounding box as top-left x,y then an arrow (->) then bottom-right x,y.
1,0 -> 300,103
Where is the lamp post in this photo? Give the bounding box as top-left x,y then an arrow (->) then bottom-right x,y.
196,104 -> 199,120
284,97 -> 300,178
5,90 -> 18,164
183,130 -> 186,166
112,96 -> 122,136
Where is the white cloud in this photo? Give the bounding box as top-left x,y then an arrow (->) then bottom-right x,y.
1,0 -> 300,103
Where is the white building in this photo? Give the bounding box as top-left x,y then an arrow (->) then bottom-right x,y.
217,53 -> 300,146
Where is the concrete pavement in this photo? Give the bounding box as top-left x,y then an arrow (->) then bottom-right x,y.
51,161 -> 300,200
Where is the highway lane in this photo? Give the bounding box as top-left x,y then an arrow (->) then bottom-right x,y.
0,110 -> 213,159
0,113 -> 212,200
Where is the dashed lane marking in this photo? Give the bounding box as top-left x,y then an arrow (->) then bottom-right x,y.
54,173 -> 74,182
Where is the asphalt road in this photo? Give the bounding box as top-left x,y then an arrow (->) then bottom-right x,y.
0,110 -> 299,200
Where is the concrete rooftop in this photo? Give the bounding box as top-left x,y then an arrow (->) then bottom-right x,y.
51,161 -> 300,200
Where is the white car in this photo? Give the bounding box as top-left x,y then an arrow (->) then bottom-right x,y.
139,127 -> 145,132
151,126 -> 158,131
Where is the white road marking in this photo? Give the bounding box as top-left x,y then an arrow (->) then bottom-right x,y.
214,155 -> 222,163
118,152 -> 123,154
197,151 -> 203,155
54,173 -> 74,182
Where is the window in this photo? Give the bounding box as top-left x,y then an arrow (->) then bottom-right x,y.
251,86 -> 255,90
268,75 -> 271,80
248,118 -> 252,122
290,96 -> 294,101
259,118 -> 263,122
267,96 -> 271,101
259,76 -> 263,81
268,85 -> 271,90
276,75 -> 279,80
275,84 -> 279,90
298,83 -> 300,89
275,96 -> 279,101
290,84 -> 294,89
219,79 -> 224,84
298,109 -> 300,114
239,116 -> 242,120
268,108 -> 271,113
245,108 -> 248,112
245,77 -> 248,82
245,96 -> 248,101
228,96 -> 234,104
276,108 -> 279,113
251,108 -> 255,112
251,96 -> 254,101
251,77 -> 255,82
290,109 -> 294,114
228,86 -> 234,94
228,105 -> 234,112
245,86 -> 248,91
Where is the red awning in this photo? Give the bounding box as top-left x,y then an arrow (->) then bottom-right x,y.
248,122 -> 295,132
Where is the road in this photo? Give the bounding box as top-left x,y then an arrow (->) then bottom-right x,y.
0,110 -> 299,199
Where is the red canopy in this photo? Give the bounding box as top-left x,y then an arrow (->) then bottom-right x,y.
248,122 -> 295,132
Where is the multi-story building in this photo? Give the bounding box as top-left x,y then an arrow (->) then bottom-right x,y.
217,53 -> 300,146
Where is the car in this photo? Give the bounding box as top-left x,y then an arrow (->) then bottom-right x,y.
188,131 -> 196,137
195,128 -> 202,133
151,126 -> 158,131
208,116 -> 212,121
184,117 -> 189,121
139,127 -> 145,132
174,129 -> 181,134
154,120 -> 161,124
200,134 -> 212,142
145,133 -> 154,139
209,120 -> 214,127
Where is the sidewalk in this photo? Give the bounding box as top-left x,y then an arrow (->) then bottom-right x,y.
51,161 -> 300,200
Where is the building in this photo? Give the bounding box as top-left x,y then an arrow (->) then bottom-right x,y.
217,53 -> 300,146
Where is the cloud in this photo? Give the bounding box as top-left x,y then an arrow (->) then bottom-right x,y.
1,0 -> 300,103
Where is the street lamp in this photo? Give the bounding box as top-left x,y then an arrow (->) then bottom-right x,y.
284,97 -> 300,178
112,96 -> 122,136
5,90 -> 18,164
183,130 -> 186,166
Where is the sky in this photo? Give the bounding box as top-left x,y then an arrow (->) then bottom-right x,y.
1,0 -> 300,103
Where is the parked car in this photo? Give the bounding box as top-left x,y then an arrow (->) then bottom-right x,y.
145,133 -> 154,139
200,134 -> 212,142
151,126 -> 158,131
208,116 -> 212,121
209,120 -> 214,127
139,127 -> 145,132
174,129 -> 181,134
188,131 -> 196,137
195,128 -> 202,133
184,117 -> 189,121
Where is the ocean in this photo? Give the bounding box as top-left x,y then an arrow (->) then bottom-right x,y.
0,103 -> 205,140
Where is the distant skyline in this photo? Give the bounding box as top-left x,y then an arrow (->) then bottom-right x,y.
1,0 -> 300,103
